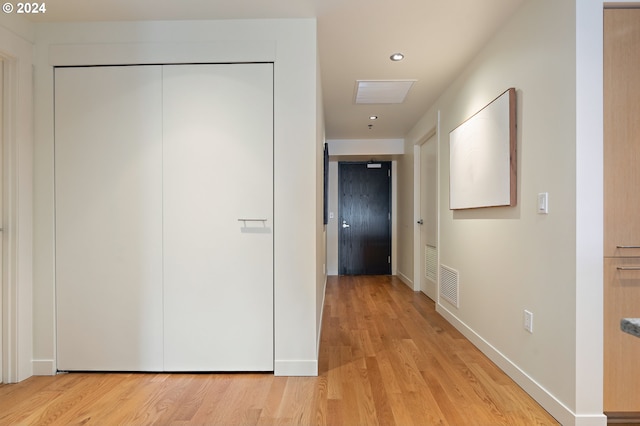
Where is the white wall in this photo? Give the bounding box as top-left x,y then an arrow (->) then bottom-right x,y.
401,0 -> 606,424
316,49 -> 327,355
328,139 -> 403,156
397,141 -> 415,286
575,0 -> 604,419
32,19 -> 321,376
0,10 -> 33,40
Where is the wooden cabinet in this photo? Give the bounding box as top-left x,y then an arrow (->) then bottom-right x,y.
604,8 -> 640,258
604,258 -> 640,412
604,8 -> 640,416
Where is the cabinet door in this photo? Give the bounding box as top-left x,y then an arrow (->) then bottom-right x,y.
55,66 -> 164,371
162,64 -> 274,371
604,258 -> 640,412
604,9 -> 640,257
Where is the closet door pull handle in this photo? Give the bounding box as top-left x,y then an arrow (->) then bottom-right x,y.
616,266 -> 640,270
616,245 -> 640,249
238,219 -> 268,222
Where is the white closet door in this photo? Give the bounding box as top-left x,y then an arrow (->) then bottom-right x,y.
55,66 -> 164,371
162,64 -> 274,371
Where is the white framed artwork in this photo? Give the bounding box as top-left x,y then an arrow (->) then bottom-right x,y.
449,88 -> 516,210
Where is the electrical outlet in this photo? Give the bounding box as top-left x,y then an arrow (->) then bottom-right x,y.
524,310 -> 534,333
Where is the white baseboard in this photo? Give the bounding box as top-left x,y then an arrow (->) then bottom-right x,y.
32,359 -> 56,376
274,360 -> 318,377
316,275 -> 328,364
396,271 -> 413,289
435,304 -> 606,426
572,415 -> 609,426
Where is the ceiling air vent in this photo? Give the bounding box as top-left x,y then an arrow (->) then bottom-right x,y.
354,80 -> 416,104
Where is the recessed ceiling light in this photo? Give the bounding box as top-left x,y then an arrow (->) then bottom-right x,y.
390,53 -> 404,61
369,116 -> 378,120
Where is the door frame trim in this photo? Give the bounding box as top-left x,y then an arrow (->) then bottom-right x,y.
0,41 -> 34,383
413,119 -> 439,293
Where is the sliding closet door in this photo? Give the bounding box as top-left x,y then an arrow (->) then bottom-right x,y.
55,66 -> 164,371
162,64 -> 274,371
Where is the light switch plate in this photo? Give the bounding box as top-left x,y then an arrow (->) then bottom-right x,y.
524,310 -> 534,333
537,192 -> 549,214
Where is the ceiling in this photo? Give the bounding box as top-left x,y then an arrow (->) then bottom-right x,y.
23,0 -> 526,140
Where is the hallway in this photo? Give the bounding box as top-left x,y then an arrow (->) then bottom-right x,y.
319,275 -> 557,425
0,276 -> 558,425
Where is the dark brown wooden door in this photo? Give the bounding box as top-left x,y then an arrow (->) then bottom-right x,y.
339,162 -> 391,275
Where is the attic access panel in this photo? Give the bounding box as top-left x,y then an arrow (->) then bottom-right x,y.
354,80 -> 416,104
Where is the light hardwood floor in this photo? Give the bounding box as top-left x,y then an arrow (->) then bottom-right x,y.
0,275 -> 558,425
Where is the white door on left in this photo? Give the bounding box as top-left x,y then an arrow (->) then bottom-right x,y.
55,66 -> 164,371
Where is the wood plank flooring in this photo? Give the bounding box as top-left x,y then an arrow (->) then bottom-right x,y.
0,275 -> 558,425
